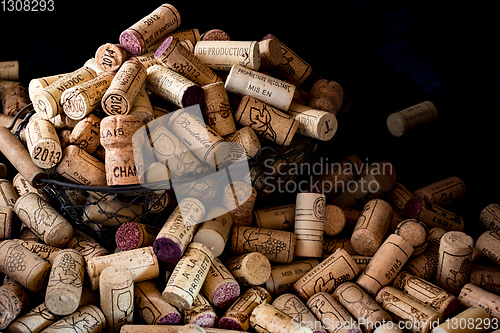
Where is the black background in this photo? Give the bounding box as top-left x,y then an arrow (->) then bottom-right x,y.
1,1 -> 498,237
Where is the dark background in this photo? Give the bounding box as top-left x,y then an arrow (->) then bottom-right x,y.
1,1 -> 498,236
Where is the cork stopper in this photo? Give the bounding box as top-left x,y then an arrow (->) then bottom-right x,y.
307,292 -> 362,333
258,38 -> 283,69
250,303 -> 313,333
222,181 -> 257,227
201,257 -> 240,308
202,81 -> 237,136
95,43 -> 129,72
134,281 -> 181,325
25,118 -> 62,169
323,204 -> 346,236
192,207 -> 233,258
225,252 -> 272,286
308,79 -> 344,115
476,231 -> 500,265
201,29 -> 231,41
286,102 -> 338,141
395,219 -> 429,256
265,259 -> 318,297
194,41 -> 261,71
100,266 -> 134,332
69,113 -> 102,154
294,193 -> 326,257
387,101 -> 438,137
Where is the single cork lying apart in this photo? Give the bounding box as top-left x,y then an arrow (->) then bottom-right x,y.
387,101 -> 438,137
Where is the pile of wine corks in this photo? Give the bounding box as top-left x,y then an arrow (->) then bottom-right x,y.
0,3 -> 500,333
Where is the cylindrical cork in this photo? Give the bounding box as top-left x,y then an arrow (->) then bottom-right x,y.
386,183 -> 414,216
62,72 -> 115,120
6,302 -> 60,333
101,59 -> 147,116
222,181 -> 257,227
0,283 -> 27,330
15,239 -> 61,264
100,114 -> 143,185
286,102 -> 338,141
201,257 -> 240,308
395,219 -> 429,256
356,234 -> 414,297
351,199 -> 393,256
130,83 -> 154,122
392,271 -> 459,318
155,37 -> 221,86
0,240 -> 51,292
235,96 -> 298,146
13,173 -> 48,201
14,192 -> 74,247
376,286 -> 443,333
120,4 -> 181,56
146,64 -> 205,108
201,29 -> 230,41
413,176 -> 466,206
293,248 -> 359,301
153,198 -> 205,264
28,73 -> 67,100
84,194 -> 143,226
115,222 -> 159,251
192,207 -> 233,257
32,66 -> 97,119
251,303 -> 313,333
387,101 -> 438,137
404,247 -> 440,280
224,252 -> 272,286
459,283 -> 500,319
265,259 -> 319,297
480,203 -> 500,233
273,293 -> 325,333
254,203 -> 296,230
218,286 -> 271,331
69,113 -> 102,154
56,145 -> 107,187
195,41 -> 261,71
182,293 -> 217,327
323,205 -> 346,237
476,231 -> 500,265
262,34 -> 312,86
258,38 -> 283,69
403,196 -> 464,231
162,242 -> 214,310
0,179 -> 17,208
134,281 -> 181,325
0,60 -> 19,80
323,237 -> 356,257
431,306 -> 491,333
308,79 -> 344,115
224,126 -> 261,160
100,266 -> 134,333
66,229 -> 110,261
86,246 -> 159,291
294,193 -> 326,257
470,265 -> 500,294
42,304 -> 106,333
307,292 -> 362,333
45,249 -> 85,316
25,117 -> 62,168
435,231 -> 473,295
230,226 -> 296,264
226,65 -> 296,111
334,281 -> 392,333
96,43 -> 130,72
0,206 -> 15,240
202,81 -> 236,136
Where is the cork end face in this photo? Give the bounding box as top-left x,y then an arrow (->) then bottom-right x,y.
387,113 -> 406,137
403,196 -> 423,219
154,36 -> 174,59
181,85 -> 205,108
153,238 -> 183,264
191,313 -> 217,328
46,293 -> 80,316
218,318 -> 243,331
120,30 -> 144,57
440,295 -> 460,319
115,222 -> 141,251
212,282 -> 240,308
158,312 -> 182,325
162,291 -> 191,310
351,232 -> 381,256
242,253 -> 271,285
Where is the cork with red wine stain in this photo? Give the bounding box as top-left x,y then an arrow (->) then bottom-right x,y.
115,222 -> 159,251
201,258 -> 240,308
403,196 -> 464,231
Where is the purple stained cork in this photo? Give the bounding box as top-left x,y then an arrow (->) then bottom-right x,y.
403,196 -> 423,219
201,258 -> 240,308
218,318 -> 243,331
212,283 -> 240,308
158,313 -> 182,324
115,222 -> 158,251
153,237 -> 184,265
191,314 -> 217,328
119,31 -> 143,56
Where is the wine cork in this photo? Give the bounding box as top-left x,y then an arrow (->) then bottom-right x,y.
386,183 -> 414,216
375,286 -> 443,333
323,205 -> 346,237
224,126 -> 261,160
262,34 -> 312,86
258,38 -> 283,69
235,96 -> 298,146
405,247 -> 440,280
6,302 -> 61,333
45,249 -> 85,316
0,206 -> 15,240
48,112 -> 80,130
86,246 -> 159,291
12,173 -> 48,201
254,203 -> 296,230
42,304 -> 106,333
387,101 -> 438,137
162,242 -> 214,310
100,266 -> 134,332
351,199 -> 393,256
308,80 -> 344,115
155,36 -> 221,86
32,66 -> 97,119
476,231 -> 500,265
286,102 -> 338,141
14,192 -> 74,247
307,292 -> 362,333
84,194 -> 143,226
273,293 -> 326,333
0,60 -> 19,80
56,145 -> 107,187
479,203 -> 500,233
195,40 -> 261,71
66,229 -> 110,261
265,259 -> 319,296
459,284 -> 500,319
403,197 -> 464,231
69,113 -> 102,153
395,219 -> 429,256
334,281 -> 392,333
0,179 -> 17,208
0,283 -> 26,329
201,257 -> 240,307
224,252 -> 271,286
222,181 -> 257,227
251,303 -> 313,333
202,81 -> 236,136
62,72 -> 115,120
182,293 -> 217,327
134,281 -> 181,325
230,226 -> 297,264
192,206 -> 233,257
120,4 -> 181,56
413,177 -> 466,206
435,231 -> 473,295
218,286 -> 271,331
0,240 -> 51,292
323,237 -> 356,257
101,114 -> 143,185
28,73 -> 67,100
470,265 -> 500,294
393,271 -> 459,318
356,234 -> 414,297
15,239 -> 61,264
146,64 -> 205,108
293,249 -> 359,301
115,222 -> 159,251
96,43 -> 130,72
226,65 -> 296,111
129,83 -> 154,122
25,117 -> 62,168
153,198 -> 205,264
431,306 -> 491,333
294,193 -> 326,257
